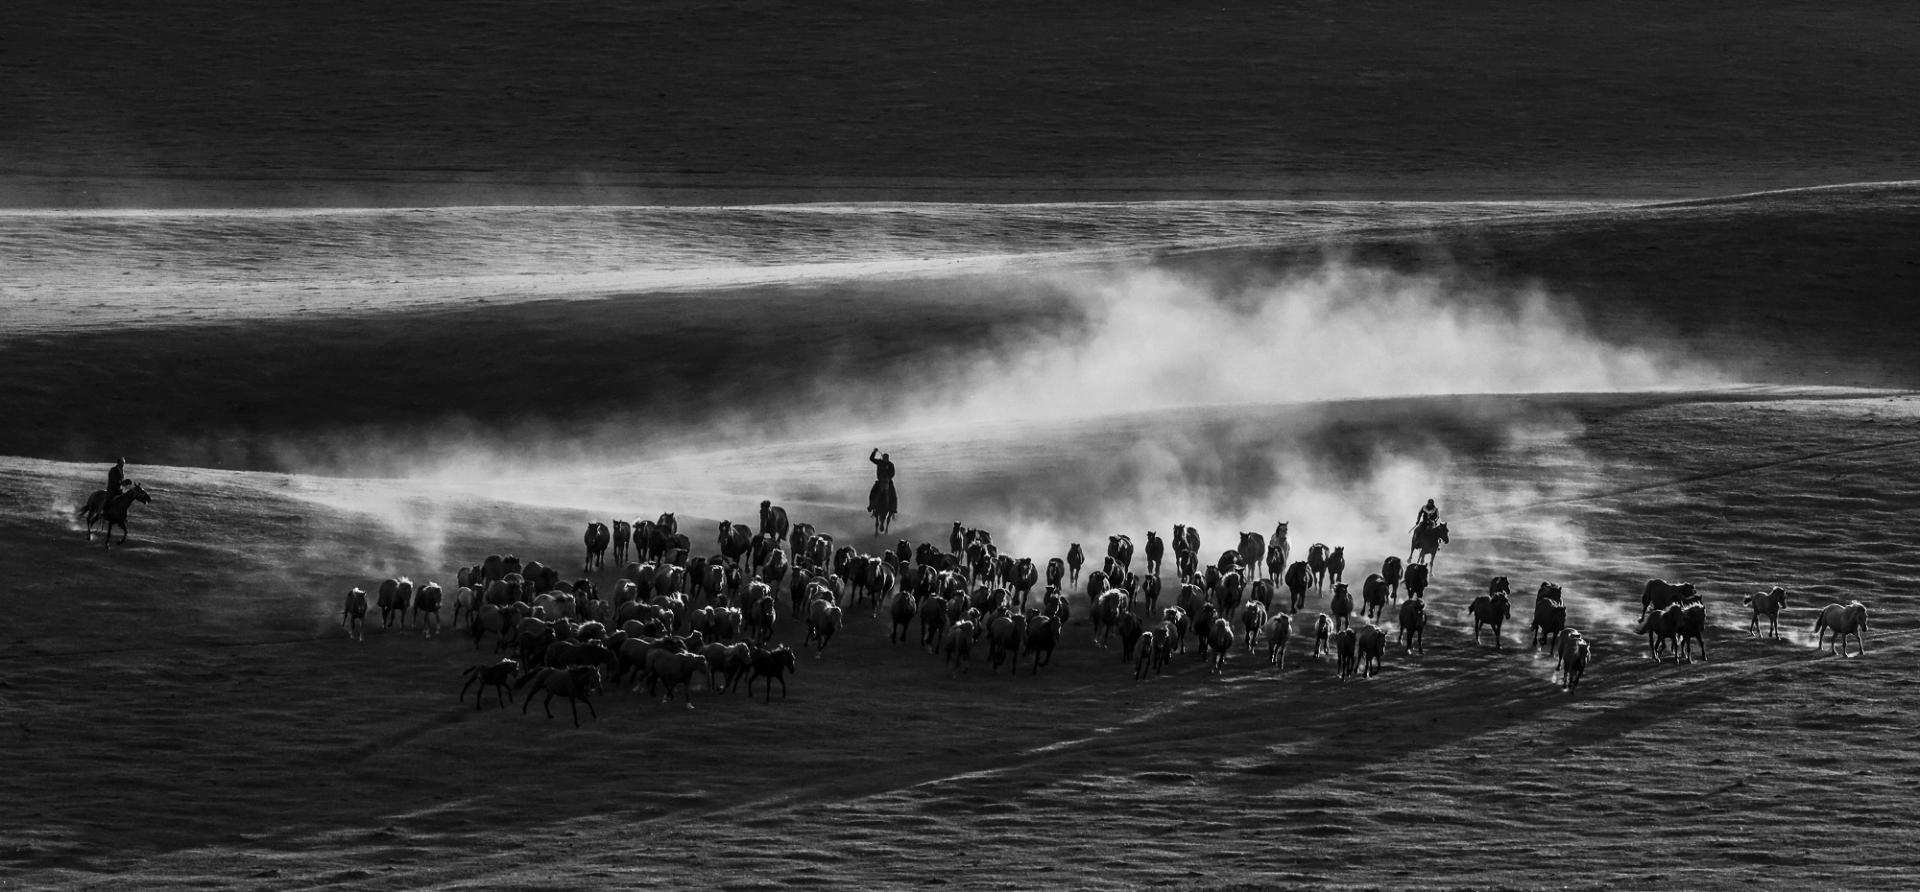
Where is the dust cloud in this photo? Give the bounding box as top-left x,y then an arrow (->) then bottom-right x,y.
273,257 -> 1727,591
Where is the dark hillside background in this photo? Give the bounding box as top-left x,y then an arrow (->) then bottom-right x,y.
6,1 -> 1918,205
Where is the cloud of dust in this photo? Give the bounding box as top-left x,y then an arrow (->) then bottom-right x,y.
262,258 -> 1725,594
893,262 -> 1722,424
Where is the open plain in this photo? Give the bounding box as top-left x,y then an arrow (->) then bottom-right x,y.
4,4 -> 1919,890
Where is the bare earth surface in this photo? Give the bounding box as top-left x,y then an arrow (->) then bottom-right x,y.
3,389 -> 1917,891
4,183 -> 1920,890
6,5 -> 1920,886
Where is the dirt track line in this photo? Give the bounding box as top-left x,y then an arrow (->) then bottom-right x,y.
633,622 -> 1920,828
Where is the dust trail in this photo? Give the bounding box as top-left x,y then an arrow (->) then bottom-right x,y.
908,264 -> 1723,424
251,257 -> 1732,591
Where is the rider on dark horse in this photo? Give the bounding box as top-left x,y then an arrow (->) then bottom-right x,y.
868,449 -> 898,533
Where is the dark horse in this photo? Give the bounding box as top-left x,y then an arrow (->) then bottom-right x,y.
1408,521 -> 1449,569
80,483 -> 153,547
869,480 -> 897,536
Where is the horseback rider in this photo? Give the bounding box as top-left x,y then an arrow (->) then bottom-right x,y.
107,457 -> 127,495
868,449 -> 898,534
1414,498 -> 1439,531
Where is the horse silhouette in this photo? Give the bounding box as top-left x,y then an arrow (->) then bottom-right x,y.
611,520 -> 631,565
718,522 -> 753,563
79,482 -> 153,547
1530,583 -> 1567,651
1237,532 -> 1265,580
869,481 -> 897,535
1306,544 -> 1330,592
759,500 -> 790,540
1360,574 -> 1390,622
1404,563 -> 1430,601
584,522 -> 611,571
1640,579 -> 1695,618
1397,598 -> 1426,654
1283,561 -> 1310,613
1466,590 -> 1512,649
1329,582 -> 1354,631
1408,521 -> 1449,568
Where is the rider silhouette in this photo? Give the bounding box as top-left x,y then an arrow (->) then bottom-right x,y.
107,457 -> 127,495
868,449 -> 898,533
1415,499 -> 1439,530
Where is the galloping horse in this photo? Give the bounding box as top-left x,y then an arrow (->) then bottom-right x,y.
1466,589 -> 1512,649
1237,531 -> 1265,580
759,500 -> 790,541
1408,522 -> 1449,569
80,483 -> 153,547
1305,544 -> 1331,592
869,480 -> 897,535
610,520 -> 631,565
584,522 -> 611,571
718,522 -> 753,563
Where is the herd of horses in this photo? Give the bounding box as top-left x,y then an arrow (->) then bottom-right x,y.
331,498 -> 1877,727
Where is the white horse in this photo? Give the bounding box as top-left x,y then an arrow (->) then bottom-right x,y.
453,586 -> 476,628
1743,586 -> 1788,639
1812,601 -> 1870,657
1262,613 -> 1292,668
